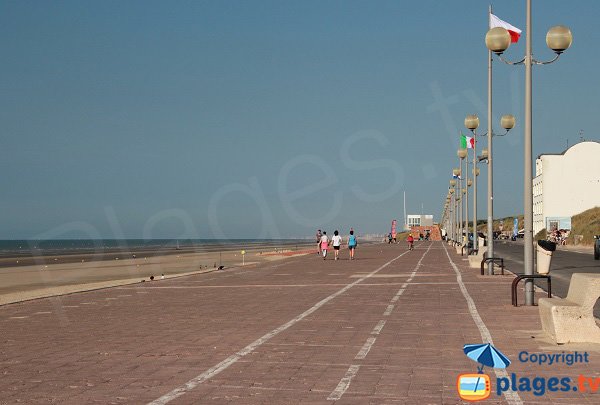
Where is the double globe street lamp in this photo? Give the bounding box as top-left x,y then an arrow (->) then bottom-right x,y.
448,184 -> 456,244
465,178 -> 472,245
485,0 -> 572,304
453,167 -> 462,245
457,148 -> 468,247
449,180 -> 457,244
444,193 -> 451,243
464,114 -> 515,256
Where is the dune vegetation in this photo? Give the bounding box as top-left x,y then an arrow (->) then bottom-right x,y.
568,206 -> 600,246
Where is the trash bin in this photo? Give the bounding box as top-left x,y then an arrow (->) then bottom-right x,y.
536,240 -> 556,274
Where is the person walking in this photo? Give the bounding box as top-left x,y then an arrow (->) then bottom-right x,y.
407,234 -> 414,251
331,230 -> 342,260
320,231 -> 329,260
348,230 -> 357,260
316,229 -> 322,255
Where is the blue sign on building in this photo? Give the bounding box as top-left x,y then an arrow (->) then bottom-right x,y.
546,217 -> 572,231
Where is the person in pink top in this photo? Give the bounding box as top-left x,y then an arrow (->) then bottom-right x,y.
320,231 -> 329,260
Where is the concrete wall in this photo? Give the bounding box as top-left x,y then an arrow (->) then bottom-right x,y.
410,225 -> 441,241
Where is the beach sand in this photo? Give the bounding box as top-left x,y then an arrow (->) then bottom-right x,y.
0,245 -> 314,306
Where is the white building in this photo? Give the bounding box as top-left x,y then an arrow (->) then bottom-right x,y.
406,214 -> 434,229
532,141 -> 600,235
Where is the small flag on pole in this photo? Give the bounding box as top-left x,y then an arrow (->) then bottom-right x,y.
461,133 -> 474,149
490,13 -> 522,43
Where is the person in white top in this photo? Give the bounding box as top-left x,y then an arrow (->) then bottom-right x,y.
331,230 -> 342,261
320,232 -> 329,260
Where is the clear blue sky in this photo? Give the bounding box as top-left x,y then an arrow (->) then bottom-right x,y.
0,0 -> 597,239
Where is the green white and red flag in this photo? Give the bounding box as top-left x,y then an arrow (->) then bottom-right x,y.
461,133 -> 474,149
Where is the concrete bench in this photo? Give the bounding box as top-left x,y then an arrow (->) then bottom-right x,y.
538,273 -> 600,344
468,247 -> 487,268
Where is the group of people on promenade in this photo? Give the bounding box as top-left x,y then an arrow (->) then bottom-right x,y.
548,228 -> 569,245
316,229 -> 357,260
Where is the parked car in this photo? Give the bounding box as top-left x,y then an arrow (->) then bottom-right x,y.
594,235 -> 600,260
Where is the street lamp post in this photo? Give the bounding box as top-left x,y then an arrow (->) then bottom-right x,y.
450,179 -> 456,245
464,115 -> 480,253
473,166 -> 480,251
453,167 -> 462,243
486,114 -> 516,274
465,114 -> 515,260
458,148 -> 468,245
485,0 -> 572,304
466,178 -> 472,248
445,195 -> 451,242
456,188 -> 462,246
480,117 -> 514,274
448,185 -> 456,245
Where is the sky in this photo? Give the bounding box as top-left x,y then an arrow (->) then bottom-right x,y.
0,0 -> 598,240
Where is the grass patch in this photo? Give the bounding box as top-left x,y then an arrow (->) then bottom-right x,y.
568,207 -> 600,246
534,228 -> 547,241
396,231 -> 410,240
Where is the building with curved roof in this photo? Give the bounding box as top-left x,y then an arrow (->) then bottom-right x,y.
533,141 -> 600,235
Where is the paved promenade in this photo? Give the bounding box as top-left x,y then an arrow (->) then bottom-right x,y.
1,241 -> 599,404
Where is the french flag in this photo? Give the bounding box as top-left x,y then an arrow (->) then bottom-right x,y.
490,13 -> 522,43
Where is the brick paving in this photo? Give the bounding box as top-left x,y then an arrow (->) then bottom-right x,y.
1,241 -> 600,404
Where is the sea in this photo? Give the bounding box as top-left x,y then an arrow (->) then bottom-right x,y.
0,239 -> 310,258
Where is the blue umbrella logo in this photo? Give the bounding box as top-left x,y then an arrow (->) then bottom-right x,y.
462,343 -> 511,395
464,343 -> 511,373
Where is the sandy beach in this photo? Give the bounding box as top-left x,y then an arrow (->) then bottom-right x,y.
0,243 -> 314,306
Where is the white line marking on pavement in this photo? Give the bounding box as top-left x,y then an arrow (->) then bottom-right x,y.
132,284 -> 355,289
390,290 -> 404,303
148,250 -> 411,405
389,244 -> 432,304
443,243 -> 523,405
383,304 -> 394,316
355,337 -> 377,360
9,316 -> 28,319
371,320 -> 386,335
349,274 -> 411,278
327,365 -> 360,400
327,243 -> 434,401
